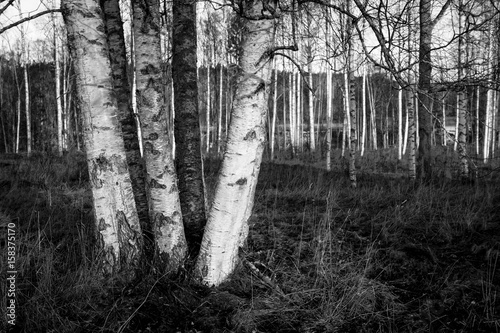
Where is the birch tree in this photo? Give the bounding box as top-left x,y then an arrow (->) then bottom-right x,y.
100,0 -> 153,261
172,0 -> 207,257
195,0 -> 275,286
456,0 -> 469,178
51,10 -> 64,156
133,0 -> 188,269
61,0 -> 143,278
417,0 -> 451,179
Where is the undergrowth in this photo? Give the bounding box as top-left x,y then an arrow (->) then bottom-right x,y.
0,149 -> 499,332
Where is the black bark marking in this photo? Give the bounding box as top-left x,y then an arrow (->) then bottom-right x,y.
148,132 -> 159,140
254,81 -> 266,94
98,218 -> 110,232
117,210 -> 141,279
140,64 -> 161,75
235,178 -> 247,185
150,178 -> 167,189
244,130 -> 257,141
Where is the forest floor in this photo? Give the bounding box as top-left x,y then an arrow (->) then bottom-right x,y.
0,148 -> 499,332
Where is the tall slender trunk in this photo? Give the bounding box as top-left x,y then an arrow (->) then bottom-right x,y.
271,62 -> 278,159
15,97 -> 20,154
297,72 -> 302,152
133,0 -> 188,269
347,67 -> 357,188
308,60 -> 315,153
23,64 -> 30,156
172,0 -> 207,256
442,92 -> 446,146
475,86 -> 480,155
483,14 -> 498,163
100,0 -> 152,261
398,87 -> 403,159
361,64 -> 366,156
62,49 -> 68,150
282,66 -> 287,152
288,65 -> 296,157
403,106 -> 409,155
456,6 -> 469,178
417,0 -> 448,179
326,64 -> 332,170
408,88 -> 416,179
54,30 -> 63,156
218,63 -> 224,155
62,0 -> 143,278
0,64 -> 7,152
206,58 -> 211,154
195,0 -> 274,286
368,74 -> 377,150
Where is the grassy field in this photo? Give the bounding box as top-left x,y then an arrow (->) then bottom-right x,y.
1,148 -> 499,332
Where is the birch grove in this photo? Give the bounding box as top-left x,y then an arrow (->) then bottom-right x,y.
1,0 -> 499,288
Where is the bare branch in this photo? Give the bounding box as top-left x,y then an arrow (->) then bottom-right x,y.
0,8 -> 61,35
0,0 -> 15,17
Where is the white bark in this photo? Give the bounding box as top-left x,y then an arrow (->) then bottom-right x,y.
133,0 -> 187,269
368,74 -> 377,150
398,87 -> 403,160
308,61 -> 315,152
55,31 -> 63,156
23,64 -> 30,156
361,64 -> 366,156
271,60 -> 278,159
326,63 -> 332,171
62,0 -> 143,276
476,86 -> 480,154
195,1 -> 274,286
218,62 -> 224,155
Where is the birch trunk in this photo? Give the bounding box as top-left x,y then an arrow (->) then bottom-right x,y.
172,0 -> 207,256
308,60 -> 315,153
291,70 -> 295,153
348,69 -> 357,188
361,64 -> 366,156
206,58 -> 211,154
408,88 -> 416,179
442,93 -> 447,146
0,64 -> 6,152
195,1 -> 274,286
476,87 -> 480,155
62,0 -> 143,277
456,5 -> 469,178
15,97 -> 20,154
54,30 -> 63,156
271,62 -> 278,159
368,74 -> 377,150
398,87 -> 403,160
218,63 -> 224,155
296,72 -> 304,153
417,0 -> 442,179
282,66 -> 287,152
23,64 -> 30,156
483,18 -> 496,163
326,65 -> 332,171
133,0 -> 187,269
101,0 -> 151,259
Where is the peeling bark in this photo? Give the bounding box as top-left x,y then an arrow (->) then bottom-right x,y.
100,0 -> 151,261
133,0 -> 187,271
62,0 -> 143,278
195,0 -> 274,286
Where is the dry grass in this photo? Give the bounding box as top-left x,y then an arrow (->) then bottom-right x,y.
1,149 -> 499,332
